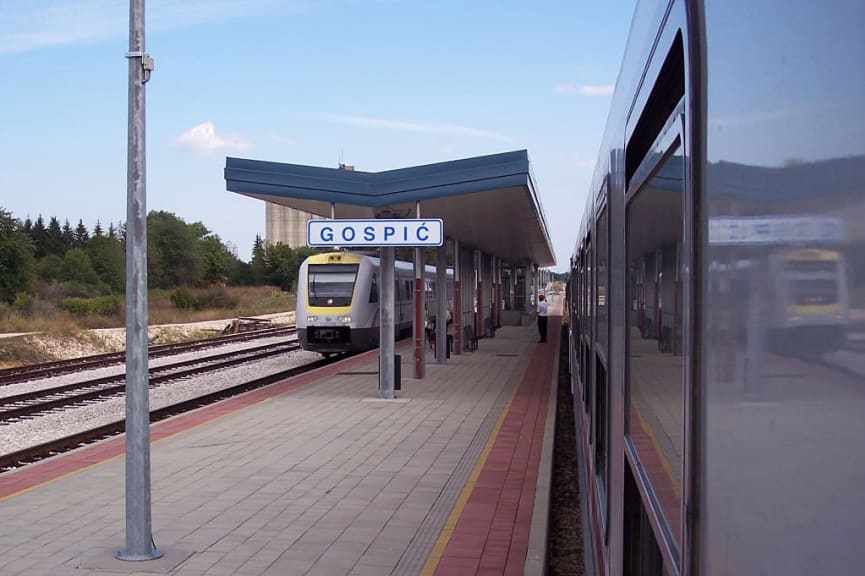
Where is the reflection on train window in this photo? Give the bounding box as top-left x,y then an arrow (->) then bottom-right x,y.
626,146 -> 684,551
308,263 -> 359,306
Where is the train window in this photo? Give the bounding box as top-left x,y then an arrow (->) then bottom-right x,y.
594,354 -> 609,533
624,464 -> 664,576
308,263 -> 359,306
586,238 -> 593,340
368,273 -> 378,303
625,32 -> 684,189
626,141 -> 685,553
597,204 -> 609,350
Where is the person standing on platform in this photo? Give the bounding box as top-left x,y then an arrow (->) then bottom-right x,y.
537,294 -> 549,343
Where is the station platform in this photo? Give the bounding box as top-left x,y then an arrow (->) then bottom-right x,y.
0,307 -> 561,576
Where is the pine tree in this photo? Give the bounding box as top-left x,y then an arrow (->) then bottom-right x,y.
250,234 -> 267,285
74,219 -> 90,247
31,215 -> 48,258
0,208 -> 36,303
47,216 -> 65,256
62,219 -> 74,249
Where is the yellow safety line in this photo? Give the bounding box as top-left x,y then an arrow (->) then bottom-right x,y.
633,404 -> 682,500
419,347 -> 535,575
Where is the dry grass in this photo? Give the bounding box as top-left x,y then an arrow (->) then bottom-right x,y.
0,286 -> 295,334
0,286 -> 296,368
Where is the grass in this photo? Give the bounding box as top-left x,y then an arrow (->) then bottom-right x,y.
0,286 -> 297,369
0,286 -> 296,335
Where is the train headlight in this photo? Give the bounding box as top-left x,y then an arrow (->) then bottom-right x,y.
339,316 -> 352,324
307,315 -> 318,323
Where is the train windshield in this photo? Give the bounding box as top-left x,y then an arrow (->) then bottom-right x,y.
783,251 -> 841,306
308,263 -> 358,306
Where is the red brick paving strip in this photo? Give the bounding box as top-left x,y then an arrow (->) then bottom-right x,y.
435,317 -> 559,576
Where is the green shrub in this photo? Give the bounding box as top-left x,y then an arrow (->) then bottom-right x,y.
13,292 -> 36,314
60,295 -> 122,317
169,288 -> 238,311
196,287 -> 238,310
170,288 -> 197,310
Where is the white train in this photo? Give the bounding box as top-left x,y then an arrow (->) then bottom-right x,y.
296,251 -> 451,354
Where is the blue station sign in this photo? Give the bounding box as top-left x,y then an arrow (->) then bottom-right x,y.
307,219 -> 444,247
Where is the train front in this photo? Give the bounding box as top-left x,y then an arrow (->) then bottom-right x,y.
297,252 -> 378,354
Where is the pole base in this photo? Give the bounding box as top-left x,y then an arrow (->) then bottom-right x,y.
115,547 -> 164,561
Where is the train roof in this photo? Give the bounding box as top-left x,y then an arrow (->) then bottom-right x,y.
305,251 -> 452,275
225,150 -> 555,268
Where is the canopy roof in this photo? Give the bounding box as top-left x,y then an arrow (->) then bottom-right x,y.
225,150 -> 555,267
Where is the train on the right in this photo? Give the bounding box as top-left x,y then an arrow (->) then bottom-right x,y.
565,1 -> 864,575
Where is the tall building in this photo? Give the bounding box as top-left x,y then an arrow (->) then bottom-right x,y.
264,164 -> 354,247
265,203 -> 323,248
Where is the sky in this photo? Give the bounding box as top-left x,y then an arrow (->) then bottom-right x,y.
0,0 -> 636,272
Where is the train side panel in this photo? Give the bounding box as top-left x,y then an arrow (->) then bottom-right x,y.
568,1 -> 865,575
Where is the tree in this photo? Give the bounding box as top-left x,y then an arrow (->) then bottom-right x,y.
31,215 -> 48,258
37,254 -> 65,283
46,216 -> 65,256
74,219 -> 90,247
250,234 -> 267,285
93,220 -> 104,238
198,234 -> 236,286
62,219 -> 74,248
0,208 -> 36,304
61,248 -> 102,293
147,211 -> 201,288
265,243 -> 317,292
87,235 -> 125,293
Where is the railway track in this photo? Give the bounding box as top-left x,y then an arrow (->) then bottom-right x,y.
0,340 -> 301,422
0,325 -> 297,385
0,353 -> 338,473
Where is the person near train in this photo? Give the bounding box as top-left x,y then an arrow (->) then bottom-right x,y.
537,294 -> 549,343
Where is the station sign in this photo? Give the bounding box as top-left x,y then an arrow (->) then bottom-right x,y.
307,219 -> 444,247
708,216 -> 843,245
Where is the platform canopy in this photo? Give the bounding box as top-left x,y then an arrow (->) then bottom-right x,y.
224,149 -> 555,267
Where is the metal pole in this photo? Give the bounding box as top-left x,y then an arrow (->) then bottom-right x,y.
117,0 -> 161,562
414,202 -> 425,379
379,247 -> 395,398
436,243 -> 448,364
453,239 -> 461,355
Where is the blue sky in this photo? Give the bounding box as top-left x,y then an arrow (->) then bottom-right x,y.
0,0 -> 636,272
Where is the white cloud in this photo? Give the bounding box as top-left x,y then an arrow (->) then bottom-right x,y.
315,113 -> 516,143
555,83 -> 615,96
177,122 -> 251,154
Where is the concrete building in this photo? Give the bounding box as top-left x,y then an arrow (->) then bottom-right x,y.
264,203 -> 323,247
264,164 -> 354,247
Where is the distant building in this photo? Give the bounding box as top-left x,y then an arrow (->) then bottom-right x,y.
265,203 -> 323,248
264,163 -> 354,248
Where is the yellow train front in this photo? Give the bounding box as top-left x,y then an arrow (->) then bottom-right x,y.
296,251 -> 418,354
